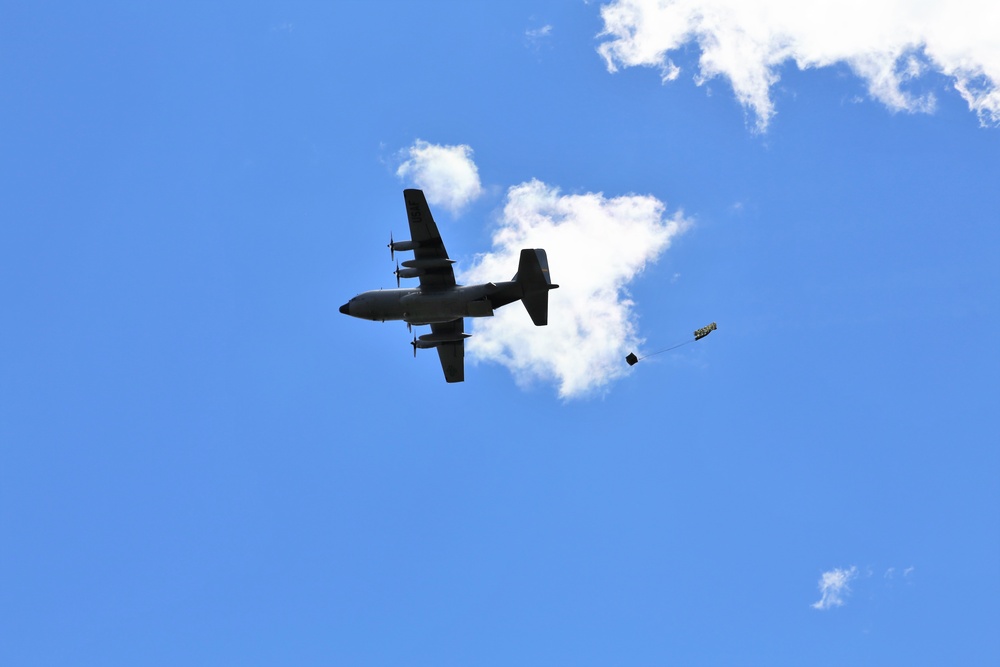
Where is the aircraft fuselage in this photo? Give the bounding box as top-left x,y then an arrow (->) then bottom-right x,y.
340,283 -> 511,325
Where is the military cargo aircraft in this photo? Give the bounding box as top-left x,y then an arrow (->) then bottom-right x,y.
340,189 -> 558,383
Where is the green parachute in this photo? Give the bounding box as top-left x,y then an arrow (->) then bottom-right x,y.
626,322 -> 717,366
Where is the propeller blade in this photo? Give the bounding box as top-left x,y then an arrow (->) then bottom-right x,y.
388,232 -> 394,261
395,261 -> 400,288
411,333 -> 417,358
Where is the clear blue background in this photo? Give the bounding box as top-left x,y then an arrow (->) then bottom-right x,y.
2,2 -> 997,665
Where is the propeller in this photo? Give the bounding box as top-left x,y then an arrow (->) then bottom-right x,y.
395,261 -> 401,288
388,232 -> 394,261
411,333 -> 418,358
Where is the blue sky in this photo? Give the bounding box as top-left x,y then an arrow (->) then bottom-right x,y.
2,1 -> 998,665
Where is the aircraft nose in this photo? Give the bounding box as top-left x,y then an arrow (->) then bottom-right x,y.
339,302 -> 350,315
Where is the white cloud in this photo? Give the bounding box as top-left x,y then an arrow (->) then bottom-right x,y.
812,566 -> 858,610
461,180 -> 690,399
597,0 -> 1000,130
526,24 -> 553,39
396,140 -> 483,214
525,23 -> 554,53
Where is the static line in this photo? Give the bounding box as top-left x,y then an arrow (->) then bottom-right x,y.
635,337 -> 695,362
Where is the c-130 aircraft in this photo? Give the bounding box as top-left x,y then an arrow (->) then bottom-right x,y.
340,189 -> 559,383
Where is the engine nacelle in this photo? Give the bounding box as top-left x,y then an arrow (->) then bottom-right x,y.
419,331 -> 471,343
395,267 -> 423,279
390,239 -> 420,252
412,331 -> 471,350
401,258 -> 455,269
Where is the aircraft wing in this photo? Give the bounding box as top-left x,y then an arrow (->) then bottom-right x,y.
404,189 -> 456,290
432,318 -> 465,383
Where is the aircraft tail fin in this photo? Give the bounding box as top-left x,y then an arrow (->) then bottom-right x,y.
514,248 -> 558,326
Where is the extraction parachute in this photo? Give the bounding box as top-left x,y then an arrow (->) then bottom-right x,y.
626,322 -> 717,366
693,322 -> 717,340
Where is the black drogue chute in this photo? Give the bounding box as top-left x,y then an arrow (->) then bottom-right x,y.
626,322 -> 717,366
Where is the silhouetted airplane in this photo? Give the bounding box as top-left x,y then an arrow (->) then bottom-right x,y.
340,189 -> 558,382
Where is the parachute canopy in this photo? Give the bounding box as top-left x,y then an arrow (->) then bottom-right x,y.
694,322 -> 717,340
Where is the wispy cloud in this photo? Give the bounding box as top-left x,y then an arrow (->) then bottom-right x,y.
812,566 -> 858,610
462,179 -> 690,399
524,22 -> 554,53
597,0 -> 1000,131
396,140 -> 484,214
526,24 -> 553,40
885,565 -> 916,580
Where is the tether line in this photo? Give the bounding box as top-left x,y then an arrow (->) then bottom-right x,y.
634,337 -> 695,362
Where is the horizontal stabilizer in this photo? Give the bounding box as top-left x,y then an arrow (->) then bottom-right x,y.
522,291 -> 550,326
516,249 -> 558,326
